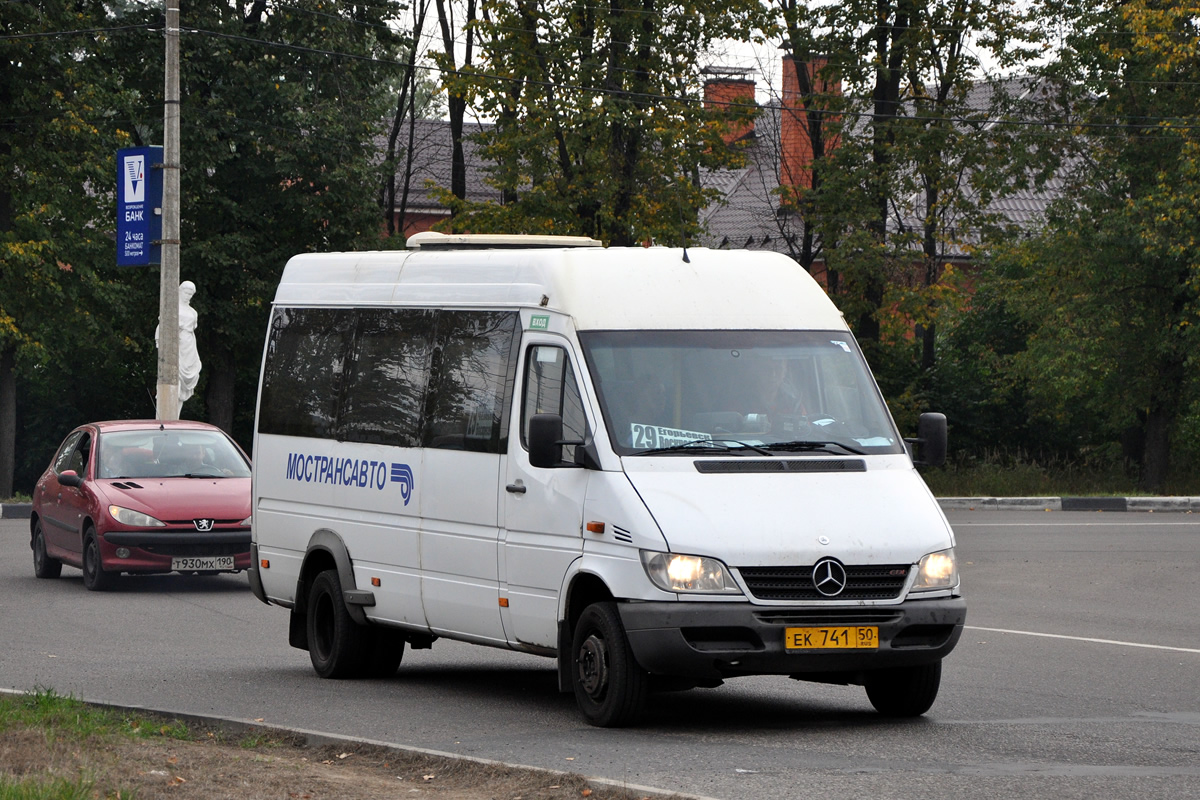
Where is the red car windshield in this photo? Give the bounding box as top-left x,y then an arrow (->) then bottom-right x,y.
97,430 -> 251,479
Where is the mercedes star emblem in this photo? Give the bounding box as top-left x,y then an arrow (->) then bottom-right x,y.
812,558 -> 848,596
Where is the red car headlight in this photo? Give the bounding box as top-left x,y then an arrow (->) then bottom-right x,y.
108,505 -> 166,527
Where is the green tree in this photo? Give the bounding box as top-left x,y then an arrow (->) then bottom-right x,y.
992,0 -> 1200,491
768,1 -> 1044,387
1,1 -> 150,497
438,0 -> 766,245
105,0 -> 409,441
2,1 -> 413,496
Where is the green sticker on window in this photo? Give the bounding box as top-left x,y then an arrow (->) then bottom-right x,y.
529,315 -> 550,330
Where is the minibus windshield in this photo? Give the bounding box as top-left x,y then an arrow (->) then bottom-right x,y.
579,330 -> 904,457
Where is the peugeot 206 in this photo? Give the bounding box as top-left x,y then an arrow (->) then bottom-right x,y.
30,420 -> 252,590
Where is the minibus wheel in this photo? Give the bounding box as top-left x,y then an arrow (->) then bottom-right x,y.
864,661 -> 941,717
571,602 -> 648,727
307,569 -> 370,678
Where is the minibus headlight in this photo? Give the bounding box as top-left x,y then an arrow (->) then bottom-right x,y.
912,548 -> 958,591
108,505 -> 166,527
640,551 -> 742,594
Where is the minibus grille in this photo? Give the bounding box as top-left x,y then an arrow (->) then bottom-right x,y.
737,565 -> 910,601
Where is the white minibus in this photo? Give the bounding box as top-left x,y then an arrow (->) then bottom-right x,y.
249,232 -> 964,727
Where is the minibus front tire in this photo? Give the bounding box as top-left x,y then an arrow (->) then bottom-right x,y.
864,660 -> 941,717
307,569 -> 371,678
571,602 -> 649,727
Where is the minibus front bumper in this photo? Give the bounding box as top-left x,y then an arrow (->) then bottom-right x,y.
618,597 -> 966,682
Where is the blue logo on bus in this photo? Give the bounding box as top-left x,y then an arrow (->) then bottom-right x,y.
390,463 -> 414,505
285,453 -> 415,506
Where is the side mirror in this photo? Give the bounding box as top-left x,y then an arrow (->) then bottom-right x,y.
58,470 -> 84,488
907,412 -> 947,468
528,414 -> 564,469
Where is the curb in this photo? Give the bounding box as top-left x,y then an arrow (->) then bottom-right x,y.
0,503 -> 32,519
938,497 -> 1199,512
0,688 -> 715,800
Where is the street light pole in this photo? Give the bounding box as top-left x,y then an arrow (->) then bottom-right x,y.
156,0 -> 181,420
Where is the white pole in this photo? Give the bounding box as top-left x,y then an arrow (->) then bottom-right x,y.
156,0 -> 181,420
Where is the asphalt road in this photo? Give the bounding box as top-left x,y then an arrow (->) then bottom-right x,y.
2,511 -> 1198,800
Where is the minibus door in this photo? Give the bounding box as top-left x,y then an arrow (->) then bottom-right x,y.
501,342 -> 590,650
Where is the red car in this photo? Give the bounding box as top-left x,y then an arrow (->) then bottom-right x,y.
30,420 -> 253,590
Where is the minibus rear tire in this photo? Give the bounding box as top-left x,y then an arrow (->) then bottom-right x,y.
864,661 -> 941,717
308,569 -> 370,678
571,602 -> 648,727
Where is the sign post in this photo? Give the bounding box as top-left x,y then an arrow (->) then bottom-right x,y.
157,0 -> 182,420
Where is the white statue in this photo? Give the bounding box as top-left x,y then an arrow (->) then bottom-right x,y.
155,280 -> 202,408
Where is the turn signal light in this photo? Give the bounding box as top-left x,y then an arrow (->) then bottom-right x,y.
586,521 -> 605,534
260,559 -> 269,569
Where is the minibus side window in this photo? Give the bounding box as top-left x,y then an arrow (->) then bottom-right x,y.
424,311 -> 519,453
521,345 -> 586,462
259,308 -> 355,438
339,308 -> 435,448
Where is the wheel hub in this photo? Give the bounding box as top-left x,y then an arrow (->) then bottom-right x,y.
576,633 -> 608,698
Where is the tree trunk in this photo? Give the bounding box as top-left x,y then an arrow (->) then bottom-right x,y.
860,1 -> 910,347
382,66 -> 413,236
1141,402 -> 1170,494
0,346 -> 15,498
204,346 -> 236,435
921,322 -> 936,373
436,0 -> 476,209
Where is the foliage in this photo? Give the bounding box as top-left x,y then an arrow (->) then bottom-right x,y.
981,0 -> 1200,491
1,0 -> 153,495
1,1 -> 414,494
773,0 -> 1045,357
104,1 -> 409,445
438,0 -> 768,245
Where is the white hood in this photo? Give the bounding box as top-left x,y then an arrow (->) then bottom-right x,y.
621,455 -> 953,568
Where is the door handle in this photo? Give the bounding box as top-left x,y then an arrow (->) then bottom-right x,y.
506,482 -> 527,494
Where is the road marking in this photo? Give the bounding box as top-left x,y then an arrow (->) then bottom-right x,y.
967,626 -> 1200,654
953,521 -> 1200,527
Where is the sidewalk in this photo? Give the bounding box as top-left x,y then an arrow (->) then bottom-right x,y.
939,496 -> 1198,512
2,498 -> 1199,519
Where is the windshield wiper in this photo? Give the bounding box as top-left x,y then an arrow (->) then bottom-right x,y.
766,440 -> 866,455
637,438 -> 773,456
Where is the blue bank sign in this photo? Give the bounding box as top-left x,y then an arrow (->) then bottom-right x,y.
116,146 -> 163,267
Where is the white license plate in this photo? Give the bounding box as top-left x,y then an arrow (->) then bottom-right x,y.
172,556 -> 235,571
